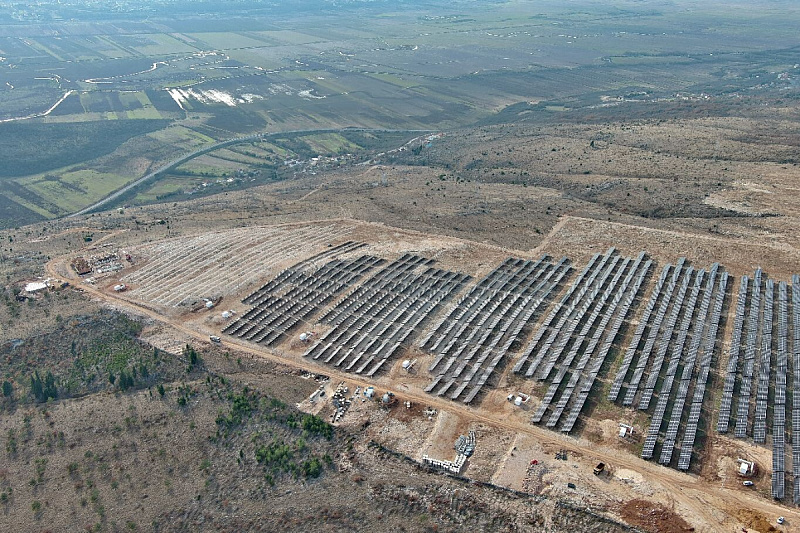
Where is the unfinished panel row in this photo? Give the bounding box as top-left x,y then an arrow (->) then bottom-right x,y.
242,241 -> 367,306
422,255 -> 571,404
123,225 -> 354,307
303,254 -> 470,377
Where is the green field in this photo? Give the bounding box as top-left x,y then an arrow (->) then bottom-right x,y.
300,133 -> 362,155
0,120 -> 170,179
187,32 -> 273,49
21,170 -> 133,215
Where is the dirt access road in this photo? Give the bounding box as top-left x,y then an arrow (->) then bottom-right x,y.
46,252 -> 798,533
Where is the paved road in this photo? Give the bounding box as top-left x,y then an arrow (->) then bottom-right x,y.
69,128 -> 434,217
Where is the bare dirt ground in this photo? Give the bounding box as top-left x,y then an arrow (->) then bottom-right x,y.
532,216 -> 800,280
618,499 -> 694,533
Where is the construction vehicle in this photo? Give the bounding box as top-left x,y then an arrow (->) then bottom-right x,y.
593,462 -> 605,475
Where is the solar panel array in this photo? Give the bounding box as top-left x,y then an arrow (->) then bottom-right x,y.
640,269 -> 706,461
422,255 -> 571,404
513,248 -> 652,432
607,258 -> 730,470
223,252 -> 382,346
716,275 -> 749,433
717,270 -> 800,501
620,259 -> 687,407
217,237 -> 800,489
608,263 -> 672,402
676,272 -> 728,470
753,279 -> 775,444
657,265 -> 721,466
303,254 -> 470,376
773,281 -> 788,500
734,269 -> 763,438
639,265 -> 695,411
793,275 -> 800,505
561,255 -> 652,433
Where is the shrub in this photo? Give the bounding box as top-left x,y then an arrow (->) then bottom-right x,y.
301,414 -> 333,440
301,457 -> 323,478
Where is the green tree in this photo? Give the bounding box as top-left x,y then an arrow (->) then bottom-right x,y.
118,370 -> 133,391
2,380 -> 12,398
30,373 -> 42,402
184,344 -> 200,368
30,371 -> 57,403
301,414 -> 334,440
301,457 -> 323,478
43,371 -> 57,402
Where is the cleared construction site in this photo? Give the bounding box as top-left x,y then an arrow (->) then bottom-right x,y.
94,217 -> 800,502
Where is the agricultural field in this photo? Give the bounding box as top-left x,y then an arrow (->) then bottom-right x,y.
115,129 -> 422,208
0,1 -> 798,227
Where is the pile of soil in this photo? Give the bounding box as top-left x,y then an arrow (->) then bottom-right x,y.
618,499 -> 694,533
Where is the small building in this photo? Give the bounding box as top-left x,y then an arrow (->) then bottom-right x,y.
619,423 -> 634,439
737,458 -> 756,477
401,358 -> 417,372
509,393 -> 528,406
25,281 -> 48,294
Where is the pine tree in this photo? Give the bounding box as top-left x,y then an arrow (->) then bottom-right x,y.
118,370 -> 133,391
30,372 -> 43,402
43,371 -> 57,401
